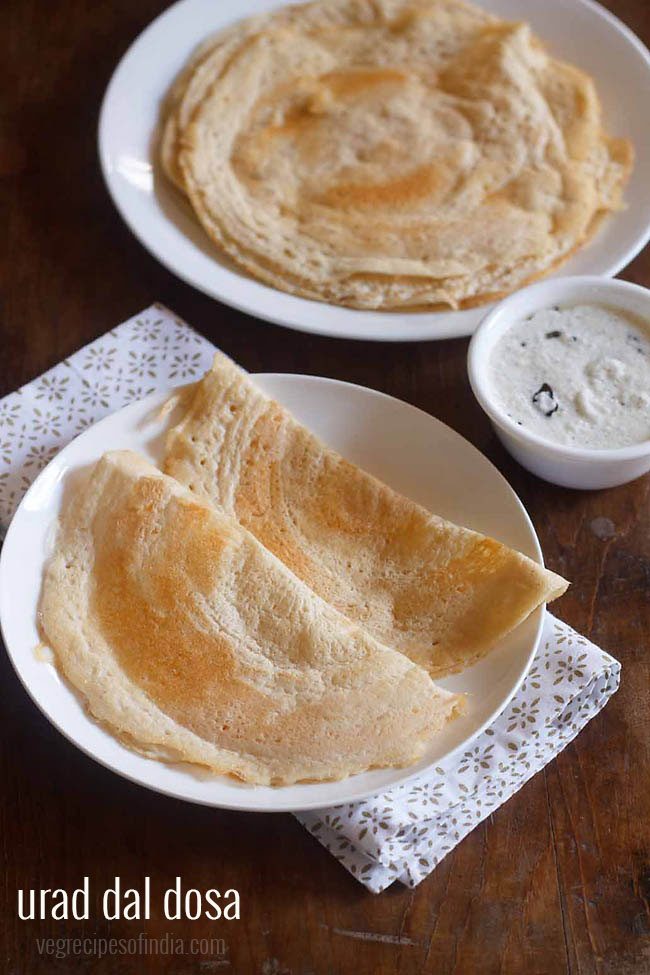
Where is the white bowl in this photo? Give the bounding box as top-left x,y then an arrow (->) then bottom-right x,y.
468,276 -> 650,490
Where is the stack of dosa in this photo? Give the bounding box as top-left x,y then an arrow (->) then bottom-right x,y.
40,451 -> 463,785
164,354 -> 568,678
161,0 -> 633,310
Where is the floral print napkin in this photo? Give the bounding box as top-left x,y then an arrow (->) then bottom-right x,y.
0,304 -> 215,529
0,304 -> 621,893
298,615 -> 619,891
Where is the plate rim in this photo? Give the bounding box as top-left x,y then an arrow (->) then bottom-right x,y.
0,374 -> 545,811
97,0 -> 650,343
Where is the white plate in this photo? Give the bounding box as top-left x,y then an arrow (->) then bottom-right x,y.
1,375 -> 545,811
98,0 -> 650,342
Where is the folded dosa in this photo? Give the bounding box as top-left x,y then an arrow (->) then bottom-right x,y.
164,355 -> 568,676
162,0 -> 633,310
40,451 -> 462,785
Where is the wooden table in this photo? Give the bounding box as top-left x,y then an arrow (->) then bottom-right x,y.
2,1 -> 649,971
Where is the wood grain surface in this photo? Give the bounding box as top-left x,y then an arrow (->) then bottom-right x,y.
1,1 -> 649,972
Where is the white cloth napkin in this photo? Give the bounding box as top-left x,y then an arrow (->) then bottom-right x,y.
0,304 -> 216,529
298,613 -> 619,891
0,305 -> 621,893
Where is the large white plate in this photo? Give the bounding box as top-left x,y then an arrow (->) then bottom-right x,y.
1,375 -> 545,811
98,0 -> 650,342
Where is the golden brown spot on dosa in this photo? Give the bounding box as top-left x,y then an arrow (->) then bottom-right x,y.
234,409 -> 315,585
392,538 -> 505,624
390,537 -> 544,664
263,68 -> 408,138
91,480 -> 239,741
318,164 -> 453,210
320,67 -> 408,98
